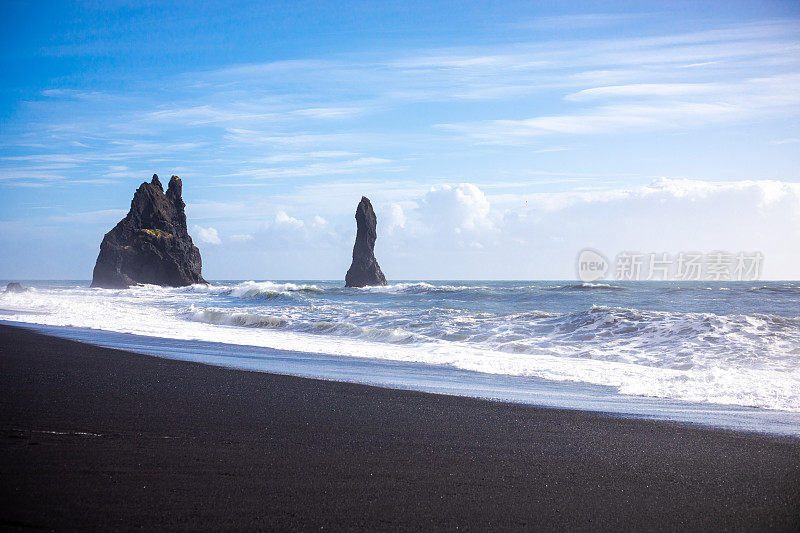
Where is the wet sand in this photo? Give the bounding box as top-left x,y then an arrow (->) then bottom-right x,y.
1,324 -> 798,530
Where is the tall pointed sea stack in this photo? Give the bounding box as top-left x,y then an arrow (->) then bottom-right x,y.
91,174 -> 206,288
345,196 -> 387,287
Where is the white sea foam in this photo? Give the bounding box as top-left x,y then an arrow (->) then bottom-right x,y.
180,280 -> 322,298
356,282 -> 465,293
546,282 -> 626,291
1,281 -> 798,412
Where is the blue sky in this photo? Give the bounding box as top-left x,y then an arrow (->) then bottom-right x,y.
1,0 -> 799,279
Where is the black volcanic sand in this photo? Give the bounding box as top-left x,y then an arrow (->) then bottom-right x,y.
1,324 -> 798,531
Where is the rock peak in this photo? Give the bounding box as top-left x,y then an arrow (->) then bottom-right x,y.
166,175 -> 183,204
345,196 -> 387,287
91,174 -> 206,288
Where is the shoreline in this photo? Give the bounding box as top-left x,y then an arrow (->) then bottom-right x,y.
4,319 -> 800,437
1,323 -> 799,529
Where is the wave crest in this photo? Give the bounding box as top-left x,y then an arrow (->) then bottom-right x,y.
546,282 -> 625,291
184,306 -> 425,345
184,281 -> 323,299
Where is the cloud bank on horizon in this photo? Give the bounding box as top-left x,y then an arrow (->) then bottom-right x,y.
0,1 -> 798,279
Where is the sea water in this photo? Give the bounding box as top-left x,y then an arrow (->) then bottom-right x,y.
2,280 -> 799,435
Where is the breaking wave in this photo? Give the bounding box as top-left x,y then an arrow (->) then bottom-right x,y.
181,281 -> 323,299
546,282 -> 626,291
2,280 -> 799,412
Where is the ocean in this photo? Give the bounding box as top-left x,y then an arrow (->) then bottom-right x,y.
2,280 -> 799,435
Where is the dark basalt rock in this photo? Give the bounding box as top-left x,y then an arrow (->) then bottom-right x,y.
345,196 -> 387,288
91,174 -> 206,288
5,282 -> 25,293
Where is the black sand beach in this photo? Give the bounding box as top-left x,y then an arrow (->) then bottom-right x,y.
1,324 -> 798,531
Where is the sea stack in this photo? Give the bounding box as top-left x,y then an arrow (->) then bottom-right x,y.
91,174 -> 206,288
345,196 -> 387,288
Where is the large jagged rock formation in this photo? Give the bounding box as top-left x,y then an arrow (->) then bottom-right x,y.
345,196 -> 387,287
91,174 -> 206,288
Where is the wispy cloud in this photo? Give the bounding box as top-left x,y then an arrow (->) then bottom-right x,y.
509,13 -> 650,31
0,167 -> 73,183
565,83 -> 725,100
48,209 -> 126,224
224,157 -> 394,180
261,151 -> 359,163
439,102 -> 738,143
441,74 -> 800,144
292,107 -> 367,119
2,19 -> 798,188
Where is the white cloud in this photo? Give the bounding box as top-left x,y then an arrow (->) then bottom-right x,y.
565,83 -> 723,101
225,157 -> 394,180
292,107 -> 366,119
4,18 -> 800,280
6,19 -> 798,189
366,178 -> 800,279
48,209 -> 126,224
145,104 -> 277,127
108,140 -> 208,153
274,211 -> 304,229
222,129 -> 361,148
384,203 -> 407,233
517,178 -> 800,278
175,179 -> 800,279
262,151 -> 358,163
442,74 -> 800,144
252,210 -> 345,252
418,183 -> 494,235
193,225 -> 222,245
